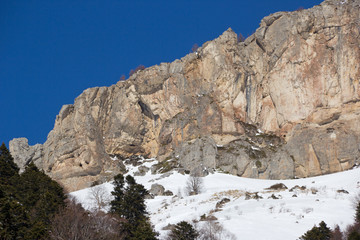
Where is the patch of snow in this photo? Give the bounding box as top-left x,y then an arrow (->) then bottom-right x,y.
251,146 -> 260,151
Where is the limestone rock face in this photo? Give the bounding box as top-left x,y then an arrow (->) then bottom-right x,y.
10,0 -> 360,191
9,138 -> 43,172
175,137 -> 217,177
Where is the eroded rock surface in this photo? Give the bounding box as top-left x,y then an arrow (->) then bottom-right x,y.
10,0 -> 360,191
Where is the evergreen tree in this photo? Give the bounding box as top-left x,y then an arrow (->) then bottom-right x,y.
168,221 -> 199,240
129,216 -> 158,240
111,174 -> 148,224
15,162 -> 66,222
348,231 -> 360,240
347,222 -> 360,240
110,174 -> 126,217
110,173 -> 158,239
0,143 -> 66,239
0,142 -> 19,185
300,221 -> 332,240
355,201 -> 360,223
123,175 -> 148,224
5,162 -> 66,239
0,197 -> 30,240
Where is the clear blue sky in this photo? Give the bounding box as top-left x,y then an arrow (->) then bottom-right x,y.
1,0 -> 322,146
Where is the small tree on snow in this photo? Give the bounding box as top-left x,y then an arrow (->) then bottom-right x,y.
89,184 -> 111,212
197,220 -> 236,240
186,175 -> 203,195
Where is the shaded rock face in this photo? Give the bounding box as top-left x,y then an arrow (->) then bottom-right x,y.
10,0 -> 360,191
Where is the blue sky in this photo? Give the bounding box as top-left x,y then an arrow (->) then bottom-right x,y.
1,0 -> 322,146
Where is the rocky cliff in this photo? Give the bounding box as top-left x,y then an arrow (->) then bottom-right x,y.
10,0 -> 360,191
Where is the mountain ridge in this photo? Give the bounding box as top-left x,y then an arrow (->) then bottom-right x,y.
10,0 -> 360,191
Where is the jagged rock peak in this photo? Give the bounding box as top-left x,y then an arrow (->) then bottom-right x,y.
10,0 -> 360,191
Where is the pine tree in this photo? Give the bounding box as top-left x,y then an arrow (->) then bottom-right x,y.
300,221 -> 332,240
319,221 -> 332,239
0,142 -> 19,185
355,201 -> 360,223
111,174 -> 148,224
0,197 -> 30,240
11,162 -> 66,239
110,174 -> 126,216
168,221 -> 199,240
129,216 -> 158,240
347,222 -> 360,240
110,174 -> 158,239
15,162 -> 66,214
0,143 -> 66,239
348,231 -> 360,240
123,175 -> 148,224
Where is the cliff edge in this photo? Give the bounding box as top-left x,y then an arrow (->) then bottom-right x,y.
10,0 -> 360,191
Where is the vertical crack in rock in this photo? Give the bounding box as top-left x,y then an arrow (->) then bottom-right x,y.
245,74 -> 252,120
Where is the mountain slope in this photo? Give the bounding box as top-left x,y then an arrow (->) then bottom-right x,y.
10,0 -> 360,191
71,159 -> 360,240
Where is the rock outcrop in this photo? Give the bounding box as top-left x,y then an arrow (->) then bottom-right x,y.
10,0 -> 360,191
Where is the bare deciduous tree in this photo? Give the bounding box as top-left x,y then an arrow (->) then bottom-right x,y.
191,43 -> 199,53
197,220 -> 236,240
237,33 -> 245,42
186,175 -> 203,195
129,65 -> 145,77
50,198 -> 124,240
89,184 -> 111,212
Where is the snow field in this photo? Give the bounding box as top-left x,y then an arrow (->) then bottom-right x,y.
71,159 -> 360,240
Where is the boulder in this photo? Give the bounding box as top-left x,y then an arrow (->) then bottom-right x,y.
149,184 -> 165,196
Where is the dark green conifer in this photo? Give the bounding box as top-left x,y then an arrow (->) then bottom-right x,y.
355,201 -> 360,223
15,162 -> 66,217
168,221 -> 199,240
129,216 -> 158,240
0,142 -> 19,185
348,231 -> 360,240
110,174 -> 126,217
110,173 -> 158,239
111,174 -> 148,223
299,221 -> 331,240
0,197 -> 29,239
123,175 -> 148,224
11,162 -> 66,239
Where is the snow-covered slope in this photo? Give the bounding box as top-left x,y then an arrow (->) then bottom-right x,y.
71,159 -> 360,240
